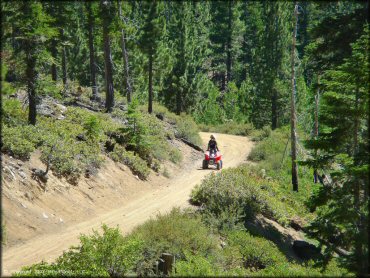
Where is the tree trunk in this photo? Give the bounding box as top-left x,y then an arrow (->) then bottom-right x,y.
313,78 -> 320,183
51,39 -> 57,81
226,0 -> 232,84
272,89 -> 278,130
26,44 -> 37,125
118,0 -> 132,103
86,1 -> 98,101
291,3 -> 299,191
102,0 -> 115,112
148,52 -> 153,114
60,29 -> 67,85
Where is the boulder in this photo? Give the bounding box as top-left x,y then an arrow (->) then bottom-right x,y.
293,240 -> 321,260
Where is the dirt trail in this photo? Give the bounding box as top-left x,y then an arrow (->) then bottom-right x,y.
2,132 -> 253,276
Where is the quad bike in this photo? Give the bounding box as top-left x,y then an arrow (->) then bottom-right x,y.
202,149 -> 223,170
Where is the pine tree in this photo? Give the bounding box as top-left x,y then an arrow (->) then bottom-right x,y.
100,0 -> 115,112
4,1 -> 56,125
304,28 -> 369,274
139,1 -> 161,114
85,1 -> 99,101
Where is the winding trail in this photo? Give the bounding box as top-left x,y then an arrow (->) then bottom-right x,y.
2,132 -> 253,276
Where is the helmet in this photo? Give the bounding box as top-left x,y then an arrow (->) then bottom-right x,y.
210,135 -> 215,139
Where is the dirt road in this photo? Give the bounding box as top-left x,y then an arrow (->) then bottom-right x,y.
2,132 -> 253,275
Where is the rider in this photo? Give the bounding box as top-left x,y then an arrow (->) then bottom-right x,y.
207,135 -> 219,153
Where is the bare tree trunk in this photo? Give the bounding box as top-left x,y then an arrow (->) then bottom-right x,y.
148,52 -> 153,114
26,44 -> 37,125
291,3 -> 299,191
102,0 -> 115,112
60,29 -> 67,85
118,0 -> 132,103
313,77 -> 320,183
86,1 -> 98,101
226,0 -> 232,85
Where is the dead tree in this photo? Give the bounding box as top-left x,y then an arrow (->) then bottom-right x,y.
290,3 -> 299,191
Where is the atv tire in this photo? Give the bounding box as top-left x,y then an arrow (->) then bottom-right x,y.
217,160 -> 223,170
202,160 -> 208,169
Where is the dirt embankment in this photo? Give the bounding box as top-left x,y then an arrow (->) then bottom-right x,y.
2,132 -> 254,275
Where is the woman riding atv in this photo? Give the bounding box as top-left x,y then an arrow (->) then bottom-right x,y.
207,135 -> 219,153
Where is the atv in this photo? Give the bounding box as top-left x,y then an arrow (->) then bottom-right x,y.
202,149 -> 223,170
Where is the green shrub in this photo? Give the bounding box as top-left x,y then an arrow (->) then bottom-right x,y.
131,208 -> 218,275
176,114 -> 202,146
226,230 -> 287,271
250,125 -> 272,142
174,252 -> 221,276
198,122 -> 254,136
2,125 -> 42,159
191,166 -> 296,227
83,115 -> 103,140
169,148 -> 182,164
110,145 -> 150,180
2,98 -> 27,126
15,225 -> 144,277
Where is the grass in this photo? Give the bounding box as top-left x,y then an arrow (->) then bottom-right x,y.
198,122 -> 254,136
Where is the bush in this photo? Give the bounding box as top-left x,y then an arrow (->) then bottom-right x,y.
226,230 -> 287,271
191,166 -> 296,227
131,208 -> 218,275
198,122 -> 254,136
250,125 -> 272,142
2,98 -> 27,126
110,145 -> 150,180
2,125 -> 42,159
15,225 -> 144,277
176,113 -> 202,146
174,252 -> 221,276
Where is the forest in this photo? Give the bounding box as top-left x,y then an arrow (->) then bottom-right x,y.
1,0 -> 369,276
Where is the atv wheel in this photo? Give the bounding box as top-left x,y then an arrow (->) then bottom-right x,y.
202,160 -> 208,169
217,160 -> 223,170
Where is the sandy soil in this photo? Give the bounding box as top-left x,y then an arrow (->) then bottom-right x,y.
2,132 -> 253,276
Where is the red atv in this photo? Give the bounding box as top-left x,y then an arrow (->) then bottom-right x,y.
203,149 -> 223,170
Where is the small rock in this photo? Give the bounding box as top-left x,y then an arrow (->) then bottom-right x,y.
134,175 -> 139,180
18,171 -> 27,179
21,203 -> 27,209
42,212 -> 49,219
57,115 -> 65,120
261,169 -> 266,178
17,162 -> 23,167
59,218 -> 64,223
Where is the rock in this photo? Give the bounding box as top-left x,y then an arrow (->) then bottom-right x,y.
260,169 -> 266,178
290,217 -> 305,231
5,166 -> 16,180
37,103 -> 54,117
57,115 -> 65,120
42,212 -> 49,219
17,161 -> 23,167
21,203 -> 27,209
134,175 -> 139,180
59,218 -> 64,223
76,133 -> 86,141
18,171 -> 27,179
55,103 -> 67,113
293,240 -> 321,260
